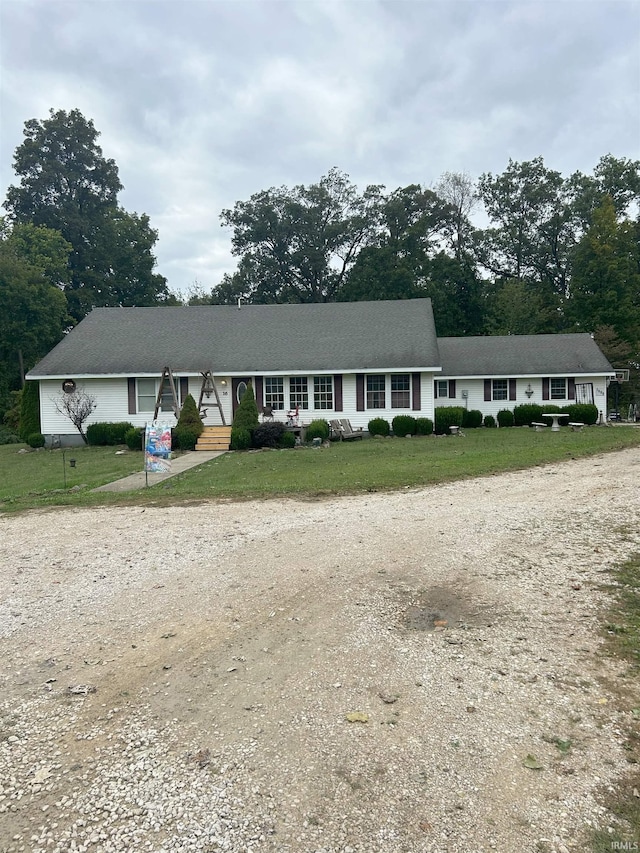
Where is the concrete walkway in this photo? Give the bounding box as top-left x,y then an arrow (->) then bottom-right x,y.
92,450 -> 225,493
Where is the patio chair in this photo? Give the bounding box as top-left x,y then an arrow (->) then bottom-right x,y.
262,405 -> 275,421
338,419 -> 364,441
329,419 -> 343,440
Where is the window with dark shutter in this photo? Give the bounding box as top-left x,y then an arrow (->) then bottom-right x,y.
412,373 -> 421,410
484,379 -> 491,402
356,374 -> 365,411
542,378 -> 550,400
509,379 -> 516,401
448,379 -> 456,399
333,375 -> 343,412
127,378 -> 136,414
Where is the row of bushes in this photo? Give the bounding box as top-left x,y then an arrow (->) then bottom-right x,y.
368,416 -> 434,437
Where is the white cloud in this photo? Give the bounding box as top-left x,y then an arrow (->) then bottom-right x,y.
1,0 -> 638,296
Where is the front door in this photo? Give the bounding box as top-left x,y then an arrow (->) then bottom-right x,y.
232,377 -> 252,418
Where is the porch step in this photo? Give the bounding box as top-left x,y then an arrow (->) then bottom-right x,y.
196,425 -> 231,451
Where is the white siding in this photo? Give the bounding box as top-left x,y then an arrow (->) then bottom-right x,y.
434,376 -> 610,419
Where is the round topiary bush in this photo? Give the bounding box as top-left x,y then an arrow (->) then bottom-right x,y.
392,415 -> 417,436
513,404 -> 544,426
27,432 -> 45,448
173,426 -> 200,451
305,419 -> 330,442
483,414 -> 496,428
125,427 -> 144,451
108,422 -> 135,445
461,409 -> 483,429
278,430 -> 297,449
564,403 -> 598,425
230,427 -> 252,450
434,406 -> 465,435
368,417 -> 390,437
415,417 -> 433,435
253,421 -> 286,448
86,422 -> 112,446
497,409 -> 514,427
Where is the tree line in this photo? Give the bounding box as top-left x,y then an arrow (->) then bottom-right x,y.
1,107 -> 639,423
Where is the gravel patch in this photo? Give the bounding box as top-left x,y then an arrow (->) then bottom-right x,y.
1,448 -> 639,852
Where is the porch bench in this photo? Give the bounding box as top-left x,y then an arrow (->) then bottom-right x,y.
531,422 -> 547,431
569,422 -> 585,431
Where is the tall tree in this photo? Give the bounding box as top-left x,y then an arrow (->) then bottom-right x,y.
476,157 -> 575,297
0,233 -> 69,407
216,168 -> 384,303
435,171 -> 478,261
567,197 -> 640,345
4,108 -> 168,320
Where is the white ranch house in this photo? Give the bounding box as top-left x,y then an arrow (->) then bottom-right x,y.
27,299 -> 615,446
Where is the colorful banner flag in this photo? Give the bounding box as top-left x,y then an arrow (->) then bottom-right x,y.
144,422 -> 172,473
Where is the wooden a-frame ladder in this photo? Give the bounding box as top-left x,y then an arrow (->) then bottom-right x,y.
197,370 -> 226,425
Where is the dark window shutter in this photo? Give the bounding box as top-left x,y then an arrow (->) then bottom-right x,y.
434,380 -> 438,398
180,377 -> 189,405
254,375 -> 264,412
542,378 -> 550,400
333,374 -> 343,412
509,379 -> 516,401
448,379 -> 456,399
484,379 -> 491,402
412,373 -> 421,410
356,374 -> 365,411
127,378 -> 136,414
568,377 -> 575,400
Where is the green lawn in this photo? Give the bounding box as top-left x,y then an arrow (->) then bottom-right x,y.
1,424 -> 639,513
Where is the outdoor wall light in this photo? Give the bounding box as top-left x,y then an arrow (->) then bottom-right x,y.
220,379 -> 227,386
69,458 -> 76,468
525,384 -> 534,398
204,377 -> 215,397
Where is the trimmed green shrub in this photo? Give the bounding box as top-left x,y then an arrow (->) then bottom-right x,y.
27,432 -> 45,448
253,421 -> 286,448
125,427 -> 144,451
19,381 -> 40,441
368,417 -> 390,437
434,406 -> 465,435
497,409 -> 514,427
415,417 -> 434,435
392,415 -> 417,436
108,422 -> 134,444
305,419 -> 330,442
461,409 -> 483,429
540,405 -> 561,427
232,384 -> 259,431
278,430 -> 297,449
230,426 -> 252,451
86,422 -> 111,446
483,414 -> 496,428
173,426 -> 200,451
563,403 -> 598,425
177,394 -> 204,436
513,404 -> 544,426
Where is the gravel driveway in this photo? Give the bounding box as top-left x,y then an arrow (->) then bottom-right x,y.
1,448 -> 639,853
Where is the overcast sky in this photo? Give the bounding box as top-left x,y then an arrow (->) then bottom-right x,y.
1,0 -> 639,297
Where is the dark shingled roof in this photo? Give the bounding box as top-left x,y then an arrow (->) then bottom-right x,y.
438,334 -> 614,377
28,299 -> 440,377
